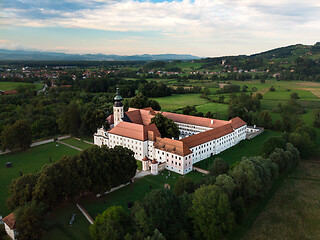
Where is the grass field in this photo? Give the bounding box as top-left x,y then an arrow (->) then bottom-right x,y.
0,82 -> 43,91
194,130 -> 282,169
151,94 -> 208,111
0,143 -> 79,216
60,138 -> 93,150
243,160 -> 320,240
196,102 -> 228,119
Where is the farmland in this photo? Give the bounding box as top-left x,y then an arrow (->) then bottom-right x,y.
0,81 -> 43,91
244,160 -> 320,240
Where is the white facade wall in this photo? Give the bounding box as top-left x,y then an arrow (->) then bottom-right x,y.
4,223 -> 17,240
154,149 -> 192,174
113,106 -> 124,126
94,123 -> 248,175
176,122 -> 212,136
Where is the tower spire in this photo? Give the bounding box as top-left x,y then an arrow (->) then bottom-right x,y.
113,87 -> 124,126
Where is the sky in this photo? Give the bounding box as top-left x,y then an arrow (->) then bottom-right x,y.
0,0 -> 320,57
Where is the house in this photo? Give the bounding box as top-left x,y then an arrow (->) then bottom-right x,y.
2,213 -> 17,240
94,89 -> 247,175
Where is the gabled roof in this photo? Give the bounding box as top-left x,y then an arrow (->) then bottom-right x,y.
154,137 -> 192,157
3,213 -> 16,229
181,124 -> 234,148
109,122 -> 160,141
229,117 -> 247,129
157,111 -> 228,128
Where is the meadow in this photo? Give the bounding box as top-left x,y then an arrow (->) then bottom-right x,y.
243,160 -> 320,240
0,81 -> 43,91
150,79 -> 320,126
0,142 -> 79,216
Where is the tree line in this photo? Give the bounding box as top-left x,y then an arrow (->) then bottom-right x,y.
7,145 -> 137,240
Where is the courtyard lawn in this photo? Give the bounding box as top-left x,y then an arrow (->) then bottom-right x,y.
80,169 -> 205,218
0,82 -> 43,91
60,138 -> 93,150
194,130 -> 282,170
0,142 -> 79,216
151,94 -> 208,112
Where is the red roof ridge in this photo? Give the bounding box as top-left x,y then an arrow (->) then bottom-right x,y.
3,213 -> 16,229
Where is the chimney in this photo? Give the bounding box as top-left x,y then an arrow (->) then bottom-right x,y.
211,119 -> 214,124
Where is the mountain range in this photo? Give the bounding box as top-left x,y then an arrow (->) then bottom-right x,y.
0,49 -> 200,61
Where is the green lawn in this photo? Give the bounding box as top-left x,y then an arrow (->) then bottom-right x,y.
151,94 -> 208,111
60,138 -> 93,150
194,130 -> 282,169
44,204 -> 90,240
80,169 -> 204,218
0,143 -> 79,216
0,82 -> 43,91
196,102 -> 228,119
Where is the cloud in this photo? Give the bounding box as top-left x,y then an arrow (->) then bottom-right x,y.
1,0 -> 320,56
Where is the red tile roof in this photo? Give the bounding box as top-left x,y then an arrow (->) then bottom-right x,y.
229,117 -> 246,129
109,122 -> 160,141
154,137 -> 192,156
3,213 -> 16,229
3,90 -> 18,95
181,124 -> 234,148
157,111 -> 228,128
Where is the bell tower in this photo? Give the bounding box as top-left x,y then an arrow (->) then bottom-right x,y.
113,88 -> 124,127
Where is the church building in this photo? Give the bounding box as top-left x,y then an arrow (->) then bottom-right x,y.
94,89 -> 247,175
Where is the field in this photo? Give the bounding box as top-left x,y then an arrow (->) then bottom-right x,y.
194,130 -> 282,169
0,142 -> 79,216
151,80 -> 320,125
0,81 -> 43,91
151,94 -> 207,111
243,160 -> 320,240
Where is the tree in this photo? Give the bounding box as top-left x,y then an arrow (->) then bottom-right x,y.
215,174 -> 236,199
15,201 -> 45,240
192,185 -> 235,240
290,92 -> 299,99
269,86 -> 275,92
128,93 -> 161,111
209,158 -> 229,177
204,111 -> 214,118
260,136 -> 286,158
133,189 -> 184,239
7,173 -> 39,210
57,102 -> 81,136
81,108 -> 107,135
151,113 -> 179,139
313,109 -> 320,128
174,177 -> 195,196
144,229 -> 166,240
90,206 -> 129,240
258,110 -> 273,129
230,158 -> 261,201
1,120 -> 32,152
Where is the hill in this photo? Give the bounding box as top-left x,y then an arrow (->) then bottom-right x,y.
0,49 -> 200,61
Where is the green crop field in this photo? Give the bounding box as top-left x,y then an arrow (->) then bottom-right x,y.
194,130 -> 282,169
151,94 -> 208,111
0,82 -> 43,91
0,142 -> 79,216
244,160 -> 320,240
60,138 -> 93,150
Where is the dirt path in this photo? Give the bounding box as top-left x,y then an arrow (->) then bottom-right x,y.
57,140 -> 82,151
253,87 -> 269,96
